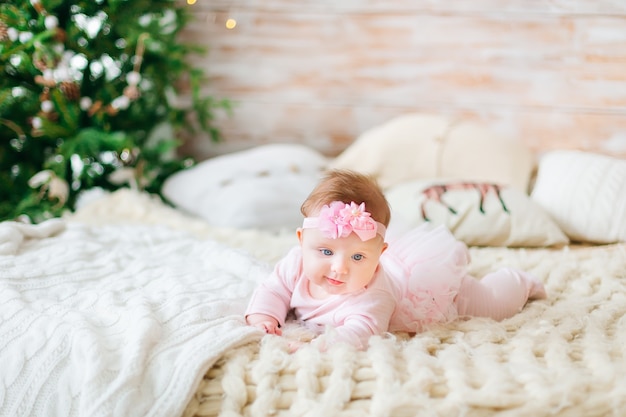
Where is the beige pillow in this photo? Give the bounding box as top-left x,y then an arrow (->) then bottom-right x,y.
530,150 -> 626,244
330,113 -> 535,192
386,179 -> 569,247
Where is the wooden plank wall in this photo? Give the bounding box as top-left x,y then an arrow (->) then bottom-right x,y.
176,0 -> 626,160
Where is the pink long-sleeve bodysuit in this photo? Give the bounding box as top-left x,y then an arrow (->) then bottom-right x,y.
245,224 -> 546,349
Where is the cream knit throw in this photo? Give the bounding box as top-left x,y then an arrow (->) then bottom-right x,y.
0,218 -> 267,417
71,189 -> 626,417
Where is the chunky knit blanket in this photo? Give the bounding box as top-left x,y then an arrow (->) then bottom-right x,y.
0,217 -> 267,417
186,242 -> 626,417
7,189 -> 626,417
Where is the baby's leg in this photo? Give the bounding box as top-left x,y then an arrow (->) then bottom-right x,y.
454,268 -> 547,321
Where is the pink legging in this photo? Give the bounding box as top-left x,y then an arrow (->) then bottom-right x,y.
454,268 -> 547,321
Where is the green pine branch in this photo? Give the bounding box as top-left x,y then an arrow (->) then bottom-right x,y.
0,0 -> 229,222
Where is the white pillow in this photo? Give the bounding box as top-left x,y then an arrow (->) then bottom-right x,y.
162,144 -> 328,230
530,151 -> 626,244
386,179 -> 569,247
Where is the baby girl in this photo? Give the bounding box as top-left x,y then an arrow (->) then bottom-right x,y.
245,169 -> 547,349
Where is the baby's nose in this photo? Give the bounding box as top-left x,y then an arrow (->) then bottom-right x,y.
331,257 -> 349,274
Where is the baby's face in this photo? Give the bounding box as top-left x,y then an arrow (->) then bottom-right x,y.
297,227 -> 387,297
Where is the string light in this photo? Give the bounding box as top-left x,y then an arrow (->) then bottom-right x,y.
183,1 -> 237,30
225,17 -> 237,29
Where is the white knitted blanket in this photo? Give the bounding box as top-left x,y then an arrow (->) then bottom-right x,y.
0,218 -> 268,417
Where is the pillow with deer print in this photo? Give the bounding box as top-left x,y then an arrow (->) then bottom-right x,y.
385,179 -> 568,247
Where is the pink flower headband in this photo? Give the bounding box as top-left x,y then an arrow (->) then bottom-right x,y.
302,201 -> 386,241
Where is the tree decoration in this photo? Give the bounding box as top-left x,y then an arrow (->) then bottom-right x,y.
0,18 -> 8,42
0,0 -> 230,222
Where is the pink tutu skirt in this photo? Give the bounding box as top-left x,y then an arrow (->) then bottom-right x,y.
380,223 -> 469,333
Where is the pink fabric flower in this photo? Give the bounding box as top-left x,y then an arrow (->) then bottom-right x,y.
311,201 -> 382,241
341,202 -> 374,231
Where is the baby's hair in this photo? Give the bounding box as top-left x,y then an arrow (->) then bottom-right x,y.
301,169 -> 391,226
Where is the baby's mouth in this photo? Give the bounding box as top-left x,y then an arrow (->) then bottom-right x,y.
326,277 -> 344,286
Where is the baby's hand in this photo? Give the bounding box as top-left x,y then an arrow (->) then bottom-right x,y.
287,340 -> 304,353
287,338 -> 329,353
246,313 -> 282,335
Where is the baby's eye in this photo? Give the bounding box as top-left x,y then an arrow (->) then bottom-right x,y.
352,254 -> 364,261
321,249 -> 333,256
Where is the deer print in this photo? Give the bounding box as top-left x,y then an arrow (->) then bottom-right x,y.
421,182 -> 509,221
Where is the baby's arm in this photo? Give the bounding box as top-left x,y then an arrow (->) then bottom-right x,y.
329,318 -> 380,349
322,290 -> 396,350
245,249 -> 299,333
287,319 -> 374,352
246,313 -> 282,335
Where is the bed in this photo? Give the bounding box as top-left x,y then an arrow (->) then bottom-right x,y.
2,115 -> 626,417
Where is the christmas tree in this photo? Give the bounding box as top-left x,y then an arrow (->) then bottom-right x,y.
0,0 -> 229,222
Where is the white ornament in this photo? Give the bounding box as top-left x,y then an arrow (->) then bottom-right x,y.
44,15 -> 59,30
111,95 -> 130,110
41,100 -> 54,113
70,53 -> 88,70
19,31 -> 33,43
48,177 -> 70,205
9,54 -> 22,67
42,69 -> 54,80
80,97 -> 93,111
8,28 -> 19,42
28,169 -> 52,188
12,87 -> 26,98
32,117 -> 43,129
29,171 -> 70,205
126,71 -> 141,86
138,14 -> 152,27
53,66 -> 70,82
